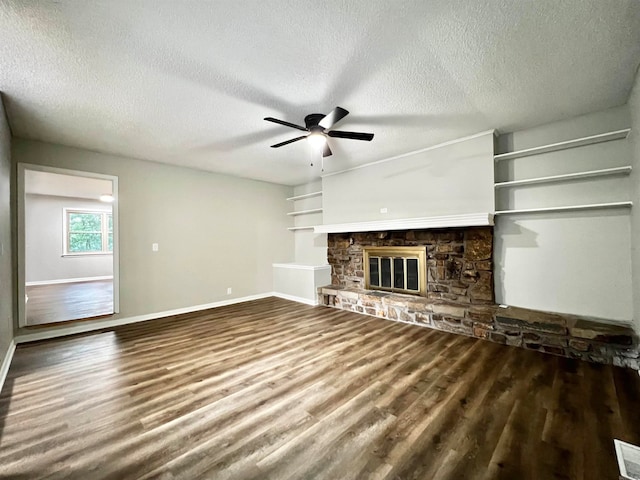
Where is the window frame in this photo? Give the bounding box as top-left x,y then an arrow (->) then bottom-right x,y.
63,208 -> 113,256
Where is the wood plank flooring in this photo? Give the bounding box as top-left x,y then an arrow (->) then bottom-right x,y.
1,297 -> 639,479
26,280 -> 114,326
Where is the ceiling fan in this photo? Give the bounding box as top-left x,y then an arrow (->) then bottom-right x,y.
264,106 -> 374,158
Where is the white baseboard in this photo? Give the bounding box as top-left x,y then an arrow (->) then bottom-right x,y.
26,276 -> 113,287
272,292 -> 318,306
0,339 -> 16,395
15,292 -> 274,344
15,292 -> 318,345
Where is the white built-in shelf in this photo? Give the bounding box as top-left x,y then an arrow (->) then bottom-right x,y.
495,201 -> 633,215
494,166 -> 632,188
287,208 -> 323,216
287,226 -> 315,231
494,129 -> 630,161
286,191 -> 323,201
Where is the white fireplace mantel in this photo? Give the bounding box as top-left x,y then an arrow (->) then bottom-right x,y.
313,213 -> 494,234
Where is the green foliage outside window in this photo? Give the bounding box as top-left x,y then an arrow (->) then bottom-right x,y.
66,211 -> 113,254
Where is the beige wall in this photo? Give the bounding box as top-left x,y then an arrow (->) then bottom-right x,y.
0,96 -> 13,362
25,194 -> 113,283
13,139 -> 293,336
629,67 -> 640,332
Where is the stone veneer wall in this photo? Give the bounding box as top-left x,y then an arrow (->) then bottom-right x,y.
327,227 -> 494,304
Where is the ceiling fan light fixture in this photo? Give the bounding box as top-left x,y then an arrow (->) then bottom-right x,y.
307,132 -> 326,149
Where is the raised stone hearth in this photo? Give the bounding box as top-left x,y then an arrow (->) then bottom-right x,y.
322,227 -> 639,369
318,286 -> 639,369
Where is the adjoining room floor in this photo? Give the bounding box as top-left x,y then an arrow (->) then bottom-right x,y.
25,280 -> 113,326
1,297 -> 639,479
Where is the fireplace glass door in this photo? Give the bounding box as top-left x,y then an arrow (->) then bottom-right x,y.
363,246 -> 427,296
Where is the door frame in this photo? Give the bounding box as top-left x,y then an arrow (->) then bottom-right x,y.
17,163 -> 120,327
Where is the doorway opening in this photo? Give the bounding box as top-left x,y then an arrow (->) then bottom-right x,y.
18,164 -> 119,327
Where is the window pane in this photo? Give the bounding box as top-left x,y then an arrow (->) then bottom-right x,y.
69,213 -> 102,232
369,257 -> 379,287
108,233 -> 113,252
407,258 -> 419,291
393,258 -> 404,289
69,233 -> 103,252
107,214 -> 113,232
381,258 -> 392,288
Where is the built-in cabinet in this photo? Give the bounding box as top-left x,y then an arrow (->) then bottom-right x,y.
494,128 -> 633,215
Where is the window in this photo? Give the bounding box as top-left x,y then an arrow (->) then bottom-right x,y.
64,209 -> 113,255
363,246 -> 427,296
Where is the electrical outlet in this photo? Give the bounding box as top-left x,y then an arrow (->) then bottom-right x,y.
380,207 -> 388,214
152,243 -> 159,252
227,287 -> 232,295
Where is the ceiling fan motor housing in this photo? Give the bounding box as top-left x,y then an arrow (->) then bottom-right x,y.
304,113 -> 326,130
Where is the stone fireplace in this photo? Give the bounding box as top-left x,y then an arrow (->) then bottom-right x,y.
319,226 -> 639,370
327,227 -> 494,305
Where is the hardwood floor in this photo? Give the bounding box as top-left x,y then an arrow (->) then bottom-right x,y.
26,280 -> 114,326
1,297 -> 639,479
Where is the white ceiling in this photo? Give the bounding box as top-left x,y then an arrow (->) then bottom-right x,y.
1,1 -> 639,186
25,170 -> 112,200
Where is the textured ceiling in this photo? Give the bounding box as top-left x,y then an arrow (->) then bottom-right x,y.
1,1 -> 639,186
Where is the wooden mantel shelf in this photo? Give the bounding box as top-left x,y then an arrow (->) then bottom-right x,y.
313,213 -> 494,234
